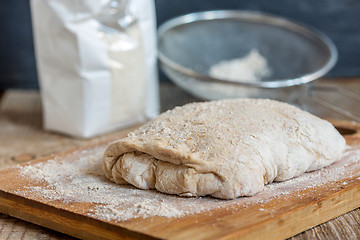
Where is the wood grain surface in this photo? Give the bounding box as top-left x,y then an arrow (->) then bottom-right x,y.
0,119 -> 359,240
0,80 -> 359,239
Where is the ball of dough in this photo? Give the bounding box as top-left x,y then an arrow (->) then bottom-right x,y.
103,99 -> 346,199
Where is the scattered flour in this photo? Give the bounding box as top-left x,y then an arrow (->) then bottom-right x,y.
209,49 -> 271,82
14,144 -> 360,222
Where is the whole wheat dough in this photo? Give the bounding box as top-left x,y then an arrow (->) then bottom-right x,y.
103,99 -> 346,199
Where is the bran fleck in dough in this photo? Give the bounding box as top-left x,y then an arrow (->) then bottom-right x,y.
103,99 -> 346,199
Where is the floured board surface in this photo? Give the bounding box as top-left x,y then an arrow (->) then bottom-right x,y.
0,120 -> 359,240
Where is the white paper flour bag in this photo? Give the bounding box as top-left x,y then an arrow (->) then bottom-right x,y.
31,0 -> 159,138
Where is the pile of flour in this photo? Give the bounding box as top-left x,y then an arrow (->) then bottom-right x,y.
209,49 -> 271,82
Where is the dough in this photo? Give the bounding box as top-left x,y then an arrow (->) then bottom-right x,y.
103,99 -> 346,199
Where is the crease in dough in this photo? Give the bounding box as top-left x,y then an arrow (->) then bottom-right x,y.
103,99 -> 346,199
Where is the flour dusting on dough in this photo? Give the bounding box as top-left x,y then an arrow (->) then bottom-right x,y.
103,99 -> 346,199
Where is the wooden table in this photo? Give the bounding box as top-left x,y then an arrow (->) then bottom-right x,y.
0,79 -> 359,239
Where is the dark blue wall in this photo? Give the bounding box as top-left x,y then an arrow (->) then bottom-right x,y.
0,1 -> 37,89
0,0 -> 359,89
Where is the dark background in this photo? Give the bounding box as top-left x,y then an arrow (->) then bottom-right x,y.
1,0 -> 359,90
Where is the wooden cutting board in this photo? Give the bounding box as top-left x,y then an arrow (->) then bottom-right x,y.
0,119 -> 359,240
